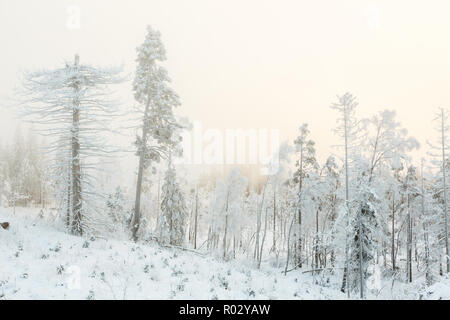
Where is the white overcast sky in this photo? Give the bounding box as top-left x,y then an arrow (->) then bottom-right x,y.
1,0 -> 450,164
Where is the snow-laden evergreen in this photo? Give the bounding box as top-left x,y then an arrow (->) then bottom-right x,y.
130,25 -> 183,241
18,55 -> 123,236
158,159 -> 187,246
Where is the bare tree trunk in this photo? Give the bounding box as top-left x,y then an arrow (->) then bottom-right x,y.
281,209 -> 285,249
409,215 -> 413,282
297,209 -> 302,268
441,109 -> 450,273
66,164 -> 71,229
358,206 -> 364,299
223,214 -> 228,259
194,186 -> 198,249
391,193 -> 396,271
188,199 -> 193,243
343,106 -> 350,298
155,176 -> 161,238
414,227 -> 418,265
424,229 -> 430,283
329,199 -> 336,268
421,160 -> 432,285
423,218 -> 431,284
297,148 -> 304,268
406,189 -> 412,283
341,266 -> 348,293
71,54 -> 83,236
272,190 -> 276,252
255,185 -> 266,261
207,226 -> 212,251
131,91 -> 152,242
223,191 -> 230,259
284,212 -> 295,275
258,207 -> 269,269
169,209 -> 173,245
315,209 -> 319,271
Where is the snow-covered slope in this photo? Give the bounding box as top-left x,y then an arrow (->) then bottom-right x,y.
422,276 -> 450,300
0,207 -> 448,300
0,208 -> 345,300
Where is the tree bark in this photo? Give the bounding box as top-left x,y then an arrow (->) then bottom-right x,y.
131,91 -> 152,241
284,213 -> 295,275
406,186 -> 412,283
358,206 -> 364,299
194,186 -> 198,249
441,109 -> 450,273
391,193 -> 396,271
71,54 -> 82,236
258,207 -> 269,269
315,208 -> 319,270
66,163 -> 71,229
272,190 -> 276,252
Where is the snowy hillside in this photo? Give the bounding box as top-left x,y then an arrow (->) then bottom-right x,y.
0,208 -> 339,300
0,207 -> 448,300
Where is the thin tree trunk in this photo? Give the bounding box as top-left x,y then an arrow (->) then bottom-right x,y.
255,185 -> 266,261
297,209 -> 302,268
207,225 -> 212,251
409,215 -> 413,282
223,191 -> 230,259
71,54 -> 82,236
342,105 -> 350,298
406,185 -> 412,283
194,186 -> 198,249
315,209 -> 319,271
421,160 -> 432,284
441,109 -> 450,273
258,207 -> 269,269
155,175 -> 161,238
284,212 -> 295,275
391,193 -> 396,271
66,164 -> 71,229
131,91 -> 152,242
223,214 -> 228,259
358,206 -> 364,299
272,190 -> 276,252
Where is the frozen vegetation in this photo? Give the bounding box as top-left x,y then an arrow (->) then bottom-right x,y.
0,207 -> 449,300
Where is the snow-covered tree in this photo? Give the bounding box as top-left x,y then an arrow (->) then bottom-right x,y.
363,110 -> 419,180
401,165 -> 421,283
158,159 -> 187,246
257,142 -> 293,268
427,108 -> 450,274
130,25 -> 183,241
360,110 -> 419,289
418,160 -> 442,285
106,186 -> 131,237
320,156 -> 341,268
20,54 -> 123,235
292,123 -> 318,268
430,157 -> 450,276
330,92 -> 360,296
207,167 -> 248,259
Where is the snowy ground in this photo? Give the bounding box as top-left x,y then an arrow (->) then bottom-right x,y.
0,207 -> 448,300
